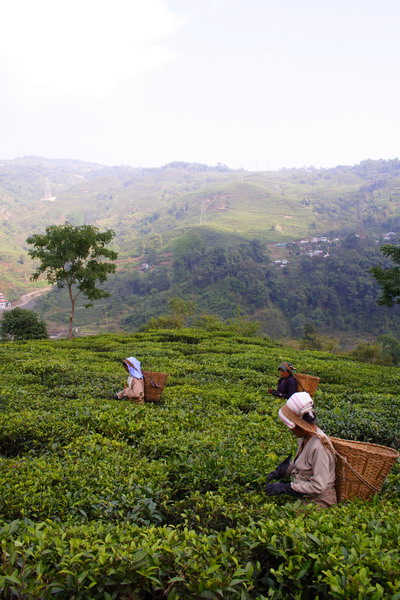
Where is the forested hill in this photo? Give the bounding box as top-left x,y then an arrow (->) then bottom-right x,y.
1,156 -> 400,340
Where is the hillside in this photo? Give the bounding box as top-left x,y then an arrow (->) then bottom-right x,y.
26,227 -> 400,343
0,329 -> 399,598
1,156 -> 400,340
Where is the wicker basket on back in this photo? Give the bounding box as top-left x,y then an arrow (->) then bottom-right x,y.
295,373 -> 320,397
330,437 -> 399,502
142,371 -> 169,403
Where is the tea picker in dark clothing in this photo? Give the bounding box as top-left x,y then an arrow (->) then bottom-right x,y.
268,361 -> 297,399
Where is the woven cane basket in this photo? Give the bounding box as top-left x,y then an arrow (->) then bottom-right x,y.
295,373 -> 320,397
142,371 -> 169,403
330,437 -> 399,501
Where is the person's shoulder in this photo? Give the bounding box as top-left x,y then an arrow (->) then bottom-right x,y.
309,431 -> 326,449
312,431 -> 334,456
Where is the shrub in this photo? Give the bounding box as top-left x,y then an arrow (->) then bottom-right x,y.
0,307 -> 48,341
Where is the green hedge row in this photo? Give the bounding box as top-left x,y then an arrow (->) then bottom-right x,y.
0,328 -> 399,598
1,502 -> 399,600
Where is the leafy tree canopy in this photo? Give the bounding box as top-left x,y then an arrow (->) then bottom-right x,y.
141,297 -> 196,331
377,334 -> 400,366
26,223 -> 118,338
0,307 -> 48,341
371,244 -> 400,307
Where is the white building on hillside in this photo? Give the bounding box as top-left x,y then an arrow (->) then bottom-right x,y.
0,292 -> 11,308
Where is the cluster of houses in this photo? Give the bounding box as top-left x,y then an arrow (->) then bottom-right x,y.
294,237 -> 335,258
272,231 -> 399,268
0,292 -> 11,309
273,236 -> 335,267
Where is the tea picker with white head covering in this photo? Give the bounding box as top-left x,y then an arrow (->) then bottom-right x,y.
265,392 -> 337,508
114,356 -> 145,403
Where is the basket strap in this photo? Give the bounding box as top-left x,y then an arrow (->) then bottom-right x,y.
143,373 -> 162,388
314,433 -> 381,493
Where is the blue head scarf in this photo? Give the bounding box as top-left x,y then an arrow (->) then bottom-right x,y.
123,357 -> 143,379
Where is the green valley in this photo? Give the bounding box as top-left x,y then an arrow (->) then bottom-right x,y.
1,156 -> 400,342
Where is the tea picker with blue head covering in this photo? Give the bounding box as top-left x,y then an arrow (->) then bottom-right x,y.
268,361 -> 298,399
114,356 -> 145,403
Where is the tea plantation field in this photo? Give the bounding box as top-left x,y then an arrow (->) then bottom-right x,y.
0,329 -> 399,599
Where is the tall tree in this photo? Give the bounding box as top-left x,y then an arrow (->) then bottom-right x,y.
27,224 -> 118,338
371,244 -> 400,307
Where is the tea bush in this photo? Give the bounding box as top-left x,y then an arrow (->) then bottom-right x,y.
0,328 -> 399,599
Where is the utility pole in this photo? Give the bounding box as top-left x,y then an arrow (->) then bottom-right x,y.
40,178 -> 56,201
200,200 -> 207,225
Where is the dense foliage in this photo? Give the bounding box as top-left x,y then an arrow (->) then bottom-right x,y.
371,243 -> 400,307
275,236 -> 400,336
0,307 -> 48,341
105,233 -> 400,339
0,329 -> 399,598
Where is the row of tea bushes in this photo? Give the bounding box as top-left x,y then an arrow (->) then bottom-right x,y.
0,500 -> 399,599
0,328 -> 399,598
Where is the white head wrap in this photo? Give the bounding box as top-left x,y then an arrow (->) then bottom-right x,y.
278,392 -> 315,429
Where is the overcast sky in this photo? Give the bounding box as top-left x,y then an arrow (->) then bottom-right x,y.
0,0 -> 399,171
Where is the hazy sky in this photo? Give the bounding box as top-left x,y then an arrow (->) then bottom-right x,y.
1,0 -> 399,171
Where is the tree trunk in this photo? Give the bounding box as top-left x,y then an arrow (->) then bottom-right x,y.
68,285 -> 75,339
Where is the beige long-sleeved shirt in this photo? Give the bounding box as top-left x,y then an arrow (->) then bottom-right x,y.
287,427 -> 337,507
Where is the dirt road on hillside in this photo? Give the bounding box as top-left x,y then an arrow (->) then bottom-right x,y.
10,287 -> 52,310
